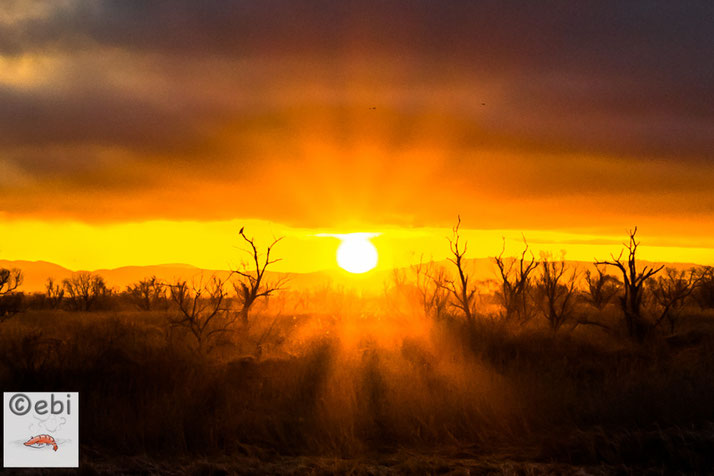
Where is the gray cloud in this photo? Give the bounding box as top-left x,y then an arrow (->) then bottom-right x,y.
0,0 -> 712,228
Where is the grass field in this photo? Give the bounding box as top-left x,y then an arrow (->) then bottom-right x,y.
2,291 -> 714,474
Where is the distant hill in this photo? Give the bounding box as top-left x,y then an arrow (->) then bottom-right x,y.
0,260 -> 211,294
0,258 -> 704,294
0,260 -> 390,294
0,260 -> 75,293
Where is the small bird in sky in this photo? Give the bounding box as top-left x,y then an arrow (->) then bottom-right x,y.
369,107 -> 376,110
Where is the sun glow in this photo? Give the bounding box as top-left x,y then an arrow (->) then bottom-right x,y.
335,234 -> 379,274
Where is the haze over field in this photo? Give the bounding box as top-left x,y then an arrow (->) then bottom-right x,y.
0,257 -> 702,295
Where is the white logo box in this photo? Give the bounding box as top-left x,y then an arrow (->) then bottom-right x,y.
4,392 -> 79,468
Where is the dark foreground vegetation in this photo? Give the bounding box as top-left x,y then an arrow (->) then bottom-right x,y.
3,306 -> 714,474
3,226 -> 714,474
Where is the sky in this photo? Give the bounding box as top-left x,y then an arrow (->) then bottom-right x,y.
0,1 -> 713,272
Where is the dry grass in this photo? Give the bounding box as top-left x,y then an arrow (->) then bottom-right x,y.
2,302 -> 714,473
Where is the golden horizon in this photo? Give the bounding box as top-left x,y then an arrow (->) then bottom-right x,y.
1,217 -> 713,274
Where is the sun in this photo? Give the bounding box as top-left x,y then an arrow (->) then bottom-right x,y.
336,234 -> 379,274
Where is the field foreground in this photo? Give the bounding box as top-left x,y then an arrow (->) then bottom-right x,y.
13,449 -> 714,475
2,307 -> 714,474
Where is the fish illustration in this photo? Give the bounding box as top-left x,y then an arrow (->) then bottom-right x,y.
24,434 -> 58,451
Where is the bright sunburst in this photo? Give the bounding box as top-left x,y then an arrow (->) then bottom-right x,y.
335,233 -> 379,274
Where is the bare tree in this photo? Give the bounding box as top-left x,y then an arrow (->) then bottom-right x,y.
649,267 -> 702,333
127,276 -> 166,311
445,216 -> 477,323
63,272 -> 107,311
168,274 -> 235,354
535,253 -> 578,332
0,268 -> 22,295
0,267 -> 23,322
233,228 -> 288,328
412,258 -> 450,320
584,265 -> 621,310
494,237 -> 538,323
693,266 -> 714,309
596,227 -> 663,341
45,278 -> 65,309
384,267 -> 417,316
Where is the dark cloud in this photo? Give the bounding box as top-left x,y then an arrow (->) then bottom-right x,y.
5,1 -> 712,73
0,0 -> 713,229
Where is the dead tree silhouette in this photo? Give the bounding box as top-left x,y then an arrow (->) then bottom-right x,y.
45,278 -> 64,309
0,267 -> 23,322
693,266 -> 714,309
445,216 -> 477,323
535,253 -> 578,332
596,227 -> 663,341
63,272 -> 106,311
650,267 -> 703,333
127,276 -> 167,311
584,265 -> 621,310
494,237 -> 537,323
168,274 -> 234,354
233,228 -> 288,329
412,257 -> 450,320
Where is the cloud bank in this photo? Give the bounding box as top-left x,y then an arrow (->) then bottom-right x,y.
1,0 -> 712,235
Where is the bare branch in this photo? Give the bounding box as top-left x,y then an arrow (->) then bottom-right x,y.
536,253 -> 578,332
0,267 -> 23,322
167,273 -> 234,354
494,237 -> 537,322
595,227 -> 663,341
233,227 -> 288,329
62,272 -> 106,311
445,216 -> 476,322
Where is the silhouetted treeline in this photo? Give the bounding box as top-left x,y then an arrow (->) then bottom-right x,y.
4,226 -> 714,346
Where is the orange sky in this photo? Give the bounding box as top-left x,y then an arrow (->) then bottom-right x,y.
0,1 -> 713,271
